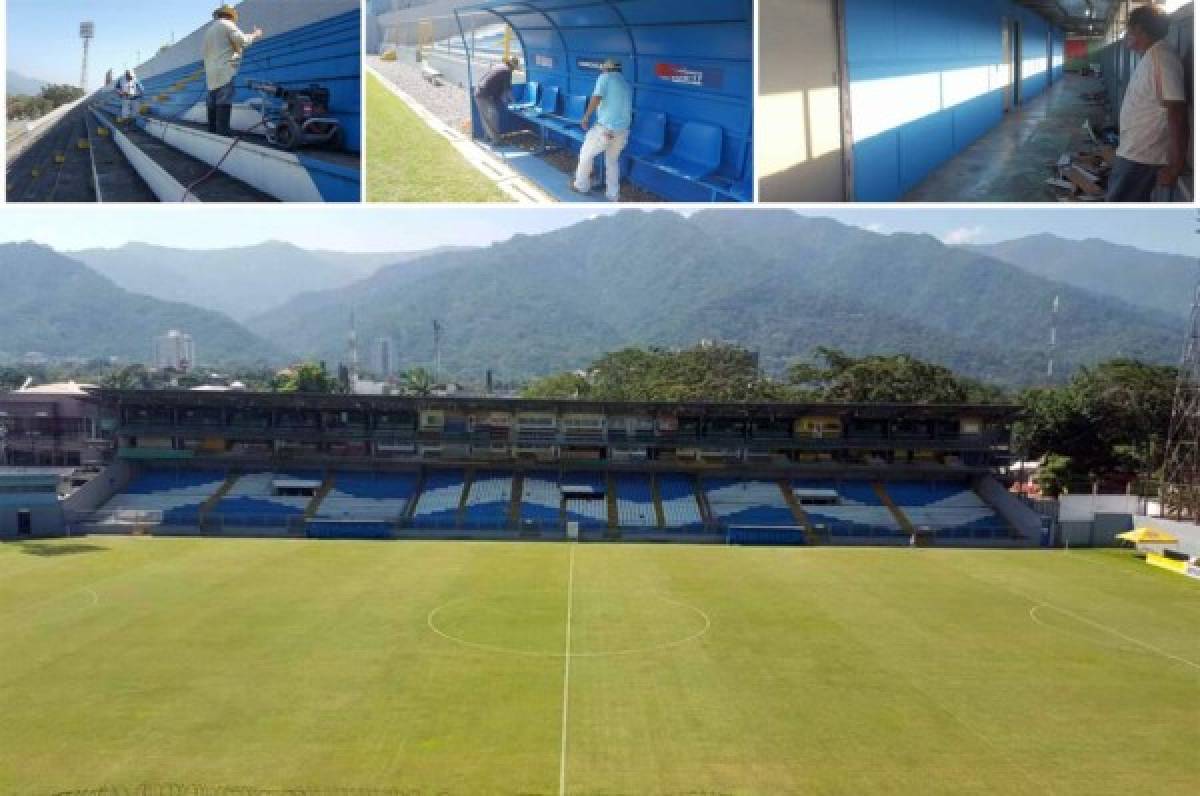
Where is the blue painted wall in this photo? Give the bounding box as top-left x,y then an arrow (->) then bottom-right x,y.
845,0 -> 1064,201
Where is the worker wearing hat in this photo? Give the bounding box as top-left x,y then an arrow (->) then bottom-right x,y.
202,4 -> 264,136
475,55 -> 520,143
572,57 -> 633,202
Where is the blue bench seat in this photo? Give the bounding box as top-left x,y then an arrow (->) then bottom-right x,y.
645,121 -> 723,181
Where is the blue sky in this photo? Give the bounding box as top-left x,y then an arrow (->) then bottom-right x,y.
0,207 -> 1193,259
7,0 -> 219,87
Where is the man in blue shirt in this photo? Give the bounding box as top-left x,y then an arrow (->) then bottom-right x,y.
572,58 -> 633,201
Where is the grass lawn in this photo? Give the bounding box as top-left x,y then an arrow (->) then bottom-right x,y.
365,72 -> 510,203
2,538 -> 1197,795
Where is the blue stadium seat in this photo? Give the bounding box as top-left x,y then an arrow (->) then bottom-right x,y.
543,95 -> 589,140
533,85 -> 560,117
650,121 -> 723,180
625,111 -> 667,159
509,81 -> 538,111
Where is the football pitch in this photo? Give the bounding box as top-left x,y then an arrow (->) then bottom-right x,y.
2,538 -> 1197,795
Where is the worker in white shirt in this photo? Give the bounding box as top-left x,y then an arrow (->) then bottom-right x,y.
202,4 -> 264,136
1107,5 -> 1189,202
114,69 -> 143,123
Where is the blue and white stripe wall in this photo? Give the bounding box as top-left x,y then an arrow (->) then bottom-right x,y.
845,0 -> 1066,201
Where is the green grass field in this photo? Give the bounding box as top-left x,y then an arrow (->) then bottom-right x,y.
2,538 -> 1197,795
365,72 -> 511,204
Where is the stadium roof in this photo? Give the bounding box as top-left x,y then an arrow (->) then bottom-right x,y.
86,389 -> 1020,418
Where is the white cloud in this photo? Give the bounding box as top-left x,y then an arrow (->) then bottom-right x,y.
942,226 -> 985,245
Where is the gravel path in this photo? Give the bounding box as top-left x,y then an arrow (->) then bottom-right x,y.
368,56 -> 472,133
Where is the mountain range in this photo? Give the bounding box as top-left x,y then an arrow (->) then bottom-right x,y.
246,210 -> 1188,385
967,234 -> 1197,320
6,69 -> 47,96
68,242 -> 442,321
0,243 -> 283,364
0,212 -> 1190,386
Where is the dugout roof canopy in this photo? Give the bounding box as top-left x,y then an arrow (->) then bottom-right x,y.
457,0 -> 754,186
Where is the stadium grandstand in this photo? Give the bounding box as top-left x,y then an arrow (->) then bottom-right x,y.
370,0 -> 753,203
7,0 -> 361,203
60,389 -> 1045,546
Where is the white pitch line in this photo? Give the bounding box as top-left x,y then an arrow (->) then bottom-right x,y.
558,543 -> 576,796
1032,600 -> 1200,672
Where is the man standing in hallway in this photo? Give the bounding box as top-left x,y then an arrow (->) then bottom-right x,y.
203,4 -> 264,137
1107,5 -> 1188,202
572,58 -> 633,202
475,56 -> 519,143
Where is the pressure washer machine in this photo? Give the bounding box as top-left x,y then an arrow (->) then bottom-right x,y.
249,81 -> 342,151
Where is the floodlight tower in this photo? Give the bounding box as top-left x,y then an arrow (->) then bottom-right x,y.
1160,273 -> 1200,522
79,21 -> 95,91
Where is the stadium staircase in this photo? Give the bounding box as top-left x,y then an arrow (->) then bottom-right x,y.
606,473 -> 619,531
305,473 -> 336,519
973,482 -> 1022,540
693,475 -> 715,529
780,479 -> 819,544
456,468 -> 476,530
402,470 -> 425,525
199,472 -> 240,533
508,472 -> 524,528
650,474 -> 667,529
874,483 -> 917,536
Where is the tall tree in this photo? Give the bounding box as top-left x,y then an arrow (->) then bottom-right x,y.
1015,359 -> 1178,479
274,362 -> 339,394
787,348 -> 994,404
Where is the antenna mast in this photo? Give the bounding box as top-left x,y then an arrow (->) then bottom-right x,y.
433,320 -> 443,385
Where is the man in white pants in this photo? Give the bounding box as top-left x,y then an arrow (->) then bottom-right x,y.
115,70 -> 143,123
572,58 -> 633,202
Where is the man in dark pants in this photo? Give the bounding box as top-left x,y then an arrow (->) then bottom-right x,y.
202,4 -> 263,136
475,56 -> 519,143
1107,5 -> 1188,202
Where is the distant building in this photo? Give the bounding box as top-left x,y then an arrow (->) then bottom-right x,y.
21,352 -> 49,366
154,330 -> 195,372
0,382 -> 106,467
372,337 -> 395,378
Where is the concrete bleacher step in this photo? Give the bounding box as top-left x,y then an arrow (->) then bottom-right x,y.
95,109 -> 273,202
84,110 -> 156,202
779,480 -> 819,544
874,483 -> 917,536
